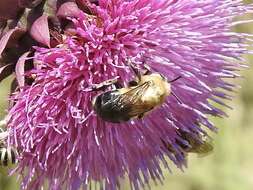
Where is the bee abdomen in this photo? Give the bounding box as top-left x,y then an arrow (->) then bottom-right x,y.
94,91 -> 132,123
0,147 -> 18,166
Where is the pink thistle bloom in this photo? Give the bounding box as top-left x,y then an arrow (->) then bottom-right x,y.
5,0 -> 253,189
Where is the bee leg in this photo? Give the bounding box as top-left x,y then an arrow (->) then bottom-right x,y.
137,113 -> 145,119
138,110 -> 153,119
114,81 -> 123,89
130,63 -> 151,77
143,64 -> 151,75
129,63 -> 141,80
91,77 -> 119,91
137,107 -> 154,119
91,84 -> 108,91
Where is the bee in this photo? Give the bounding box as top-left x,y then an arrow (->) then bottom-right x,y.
163,131 -> 213,157
0,129 -> 18,167
180,132 -> 213,155
0,146 -> 18,166
92,64 -> 181,123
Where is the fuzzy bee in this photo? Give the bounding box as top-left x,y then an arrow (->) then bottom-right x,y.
163,131 -> 213,157
92,64 -> 181,123
179,132 -> 213,155
0,129 -> 18,167
0,146 -> 18,166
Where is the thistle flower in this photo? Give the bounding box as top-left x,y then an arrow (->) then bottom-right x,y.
2,0 -> 253,190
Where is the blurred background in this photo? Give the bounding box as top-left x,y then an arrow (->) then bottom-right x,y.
1,1 -> 253,190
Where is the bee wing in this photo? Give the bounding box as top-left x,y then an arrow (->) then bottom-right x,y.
113,81 -> 153,117
195,141 -> 214,157
127,104 -> 153,117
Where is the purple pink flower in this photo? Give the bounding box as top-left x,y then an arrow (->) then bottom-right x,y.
1,0 -> 252,189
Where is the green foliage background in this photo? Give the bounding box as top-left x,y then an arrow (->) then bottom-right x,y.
0,4 -> 253,190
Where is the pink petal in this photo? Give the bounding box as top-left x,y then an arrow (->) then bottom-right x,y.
57,2 -> 81,18
0,28 -> 24,56
15,51 -> 30,87
30,15 -> 50,47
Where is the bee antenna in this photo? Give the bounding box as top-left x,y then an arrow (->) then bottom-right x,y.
171,92 -> 183,104
169,76 -> 182,83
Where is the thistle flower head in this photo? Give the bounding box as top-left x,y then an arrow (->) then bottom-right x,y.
2,0 -> 253,190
